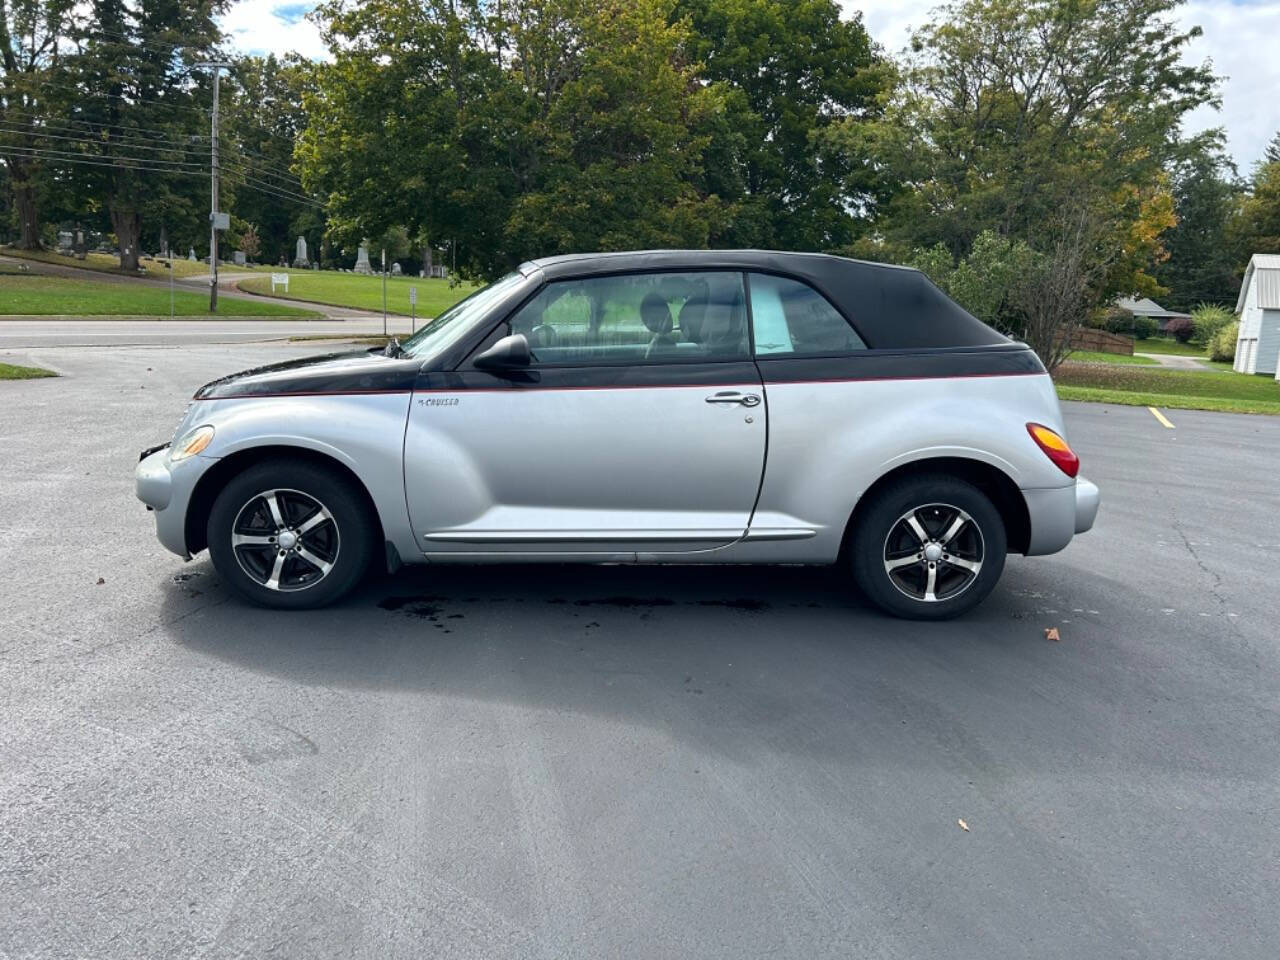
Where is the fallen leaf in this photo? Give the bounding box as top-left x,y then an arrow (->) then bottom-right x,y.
1044,627 -> 1060,642
95,577 -> 105,585
957,818 -> 969,832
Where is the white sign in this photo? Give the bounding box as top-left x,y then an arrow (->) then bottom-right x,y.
270,273 -> 289,293
409,286 -> 417,306
210,211 -> 230,231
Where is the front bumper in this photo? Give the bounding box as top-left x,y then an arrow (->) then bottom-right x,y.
135,446 -> 216,558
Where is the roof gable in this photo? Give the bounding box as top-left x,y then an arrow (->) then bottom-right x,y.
1236,254 -> 1280,312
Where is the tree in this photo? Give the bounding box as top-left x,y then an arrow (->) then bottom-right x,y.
300,0 -> 738,278
0,0 -> 75,248
673,0 -> 889,250
911,230 -> 1039,331
1232,160 -> 1280,257
1154,139 -> 1242,310
830,0 -> 1215,272
502,0 -> 729,257
60,0 -> 225,272
223,54 -> 317,266
825,0 -> 1216,365
1265,130 -> 1280,167
239,221 -> 259,260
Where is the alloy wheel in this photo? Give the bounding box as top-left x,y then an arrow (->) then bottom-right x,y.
882,502 -> 984,603
230,488 -> 340,592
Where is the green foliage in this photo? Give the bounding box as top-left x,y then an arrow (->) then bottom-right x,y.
910,230 -> 1039,331
1132,314 -> 1158,340
674,0 -> 888,250
831,0 -> 1215,303
1208,320 -> 1238,362
1190,302 -> 1233,345
1155,140 -> 1242,311
1232,161 -> 1280,256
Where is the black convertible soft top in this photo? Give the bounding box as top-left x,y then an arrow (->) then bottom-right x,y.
521,250 -> 1008,351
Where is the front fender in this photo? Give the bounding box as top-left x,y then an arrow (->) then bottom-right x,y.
191,393 -> 418,560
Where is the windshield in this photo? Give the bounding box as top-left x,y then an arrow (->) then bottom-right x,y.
401,272 -> 526,359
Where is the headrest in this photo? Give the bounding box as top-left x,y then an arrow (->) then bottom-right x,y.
679,294 -> 708,343
640,292 -> 673,335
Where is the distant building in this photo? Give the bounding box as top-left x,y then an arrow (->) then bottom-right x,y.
1114,296 -> 1190,333
1233,254 -> 1280,376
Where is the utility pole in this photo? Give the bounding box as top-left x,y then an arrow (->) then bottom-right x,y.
199,62 -> 232,312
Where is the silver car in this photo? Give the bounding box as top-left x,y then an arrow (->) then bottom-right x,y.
136,250 -> 1098,619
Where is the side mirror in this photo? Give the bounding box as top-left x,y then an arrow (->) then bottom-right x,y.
473,333 -> 532,371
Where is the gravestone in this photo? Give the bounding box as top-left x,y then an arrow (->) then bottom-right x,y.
188,247 -> 197,261
233,250 -> 247,266
56,230 -> 73,253
353,243 -> 373,275
390,262 -> 402,276
293,236 -> 309,269
73,229 -> 86,260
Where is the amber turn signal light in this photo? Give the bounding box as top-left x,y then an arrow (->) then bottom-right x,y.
1026,423 -> 1079,478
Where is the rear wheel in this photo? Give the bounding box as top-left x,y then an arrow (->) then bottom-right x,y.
851,475 -> 1006,620
207,459 -> 375,609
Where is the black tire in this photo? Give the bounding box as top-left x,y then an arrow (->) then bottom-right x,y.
851,474 -> 1007,620
206,458 -> 375,610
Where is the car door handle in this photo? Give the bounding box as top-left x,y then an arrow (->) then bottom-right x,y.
705,391 -> 761,407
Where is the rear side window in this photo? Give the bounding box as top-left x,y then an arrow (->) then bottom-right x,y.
504,272 -> 749,366
748,273 -> 867,356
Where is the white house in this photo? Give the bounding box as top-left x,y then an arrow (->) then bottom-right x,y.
1234,254 -> 1280,375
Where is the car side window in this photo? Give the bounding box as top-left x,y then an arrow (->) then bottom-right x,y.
503,272 -> 749,366
748,273 -> 867,356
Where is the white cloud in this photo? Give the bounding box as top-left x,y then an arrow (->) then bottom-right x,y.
846,0 -> 1280,172
220,0 -> 328,62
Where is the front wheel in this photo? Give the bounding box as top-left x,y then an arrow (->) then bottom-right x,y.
851,475 -> 1007,620
206,458 -> 375,610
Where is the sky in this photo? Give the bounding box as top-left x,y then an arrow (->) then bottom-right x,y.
220,0 -> 1280,174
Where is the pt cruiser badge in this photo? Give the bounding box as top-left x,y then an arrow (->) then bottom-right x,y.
136,250 -> 1099,619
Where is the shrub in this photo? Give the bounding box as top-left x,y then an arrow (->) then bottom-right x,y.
1165,316 -> 1194,343
1208,320 -> 1238,362
1190,303 -> 1233,346
1131,314 -> 1158,339
1103,311 -> 1133,334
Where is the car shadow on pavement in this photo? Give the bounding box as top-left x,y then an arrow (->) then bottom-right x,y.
157,558 -> 1091,764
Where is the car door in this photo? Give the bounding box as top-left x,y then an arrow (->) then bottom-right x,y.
403,270 -> 766,557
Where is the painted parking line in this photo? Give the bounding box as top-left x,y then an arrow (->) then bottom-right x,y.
1147,406 -> 1175,429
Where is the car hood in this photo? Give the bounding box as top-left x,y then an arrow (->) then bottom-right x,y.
194,349 -> 423,400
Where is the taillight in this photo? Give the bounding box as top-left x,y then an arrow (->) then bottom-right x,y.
1026,423 -> 1079,478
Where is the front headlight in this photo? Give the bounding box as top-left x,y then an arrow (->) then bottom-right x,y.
170,425 -> 215,461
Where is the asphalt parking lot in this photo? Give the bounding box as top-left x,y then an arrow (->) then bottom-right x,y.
3,340 -> 1278,959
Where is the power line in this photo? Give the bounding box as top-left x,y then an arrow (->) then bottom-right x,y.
0,121 -> 308,191
1,142 -> 312,198
0,144 -> 322,207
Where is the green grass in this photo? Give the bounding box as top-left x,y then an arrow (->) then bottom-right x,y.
236,271 -> 478,316
1133,337 -> 1210,358
1068,349 -> 1156,365
1,246 -> 254,279
0,361 -> 57,379
0,274 -> 318,317
1054,361 -> 1280,415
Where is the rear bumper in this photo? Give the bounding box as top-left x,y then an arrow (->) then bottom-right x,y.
1074,476 -> 1099,534
1022,475 -> 1099,556
135,447 -> 215,558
